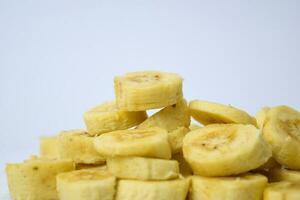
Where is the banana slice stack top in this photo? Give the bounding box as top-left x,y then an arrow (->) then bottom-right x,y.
5,70 -> 300,200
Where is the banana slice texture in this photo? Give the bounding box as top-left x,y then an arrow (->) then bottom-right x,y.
83,101 -> 147,136
189,100 -> 256,126
94,127 -> 172,159
114,71 -> 183,111
191,173 -> 268,200
6,158 -> 74,200
107,156 -> 179,180
262,105 -> 300,169
268,168 -> 300,183
183,124 -> 271,176
40,135 -> 59,159
172,153 -> 193,177
57,168 -> 116,200
264,181 -> 300,200
116,178 -> 190,200
58,130 -> 106,164
255,107 -> 270,129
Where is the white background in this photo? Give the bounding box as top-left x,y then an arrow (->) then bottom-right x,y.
0,0 -> 299,197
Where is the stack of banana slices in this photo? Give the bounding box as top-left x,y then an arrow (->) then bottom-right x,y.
5,71 -> 300,200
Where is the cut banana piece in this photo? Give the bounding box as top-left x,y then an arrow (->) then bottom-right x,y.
6,158 -> 74,200
264,181 -> 300,200
183,124 -> 271,176
94,127 -> 171,159
268,168 -> 300,183
189,100 -> 256,126
57,168 -> 116,200
40,136 -> 59,158
172,153 -> 193,176
58,130 -> 105,164
191,173 -> 268,200
262,105 -> 300,169
255,107 -> 270,129
107,156 -> 179,180
114,71 -> 183,111
168,126 -> 190,154
83,101 -> 147,136
116,178 -> 190,200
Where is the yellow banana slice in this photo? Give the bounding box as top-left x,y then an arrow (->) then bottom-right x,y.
83,101 -> 147,135
189,100 -> 256,126
255,157 -> 279,171
172,153 -> 193,177
168,126 -> 190,154
115,178 -> 190,200
262,105 -> 300,169
264,181 -> 300,200
58,130 -> 105,164
114,71 -> 183,111
191,173 -> 268,200
107,156 -> 179,180
94,127 -> 171,159
40,136 -> 59,158
255,107 -> 270,129
183,124 -> 271,176
269,168 -> 300,183
6,158 -> 74,200
57,168 -> 116,200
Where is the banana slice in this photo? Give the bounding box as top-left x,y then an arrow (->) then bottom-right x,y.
268,168 -> 300,183
6,158 -> 74,200
83,101 -> 147,136
107,156 -> 179,180
168,126 -> 190,154
58,130 -> 106,164
191,173 -> 268,200
114,71 -> 183,111
262,105 -> 300,169
189,100 -> 256,126
116,178 -> 190,200
255,107 -> 270,129
57,168 -> 116,200
183,124 -> 271,176
264,181 -> 300,200
94,127 -> 172,159
172,153 -> 193,176
40,136 -> 59,158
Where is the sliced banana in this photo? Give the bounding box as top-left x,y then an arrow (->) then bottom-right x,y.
268,168 -> 300,183
255,107 -> 270,129
40,136 -> 59,159
172,153 -> 193,177
6,158 -> 74,200
83,101 -> 147,136
116,178 -> 190,200
57,168 -> 116,200
191,173 -> 268,200
168,126 -> 190,154
264,181 -> 300,200
107,156 -> 179,180
189,100 -> 256,126
58,130 -> 105,164
94,127 -> 171,159
262,105 -> 300,169
183,124 -> 271,176
114,71 -> 183,111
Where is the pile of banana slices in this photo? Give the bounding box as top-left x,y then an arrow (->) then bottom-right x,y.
6,71 -> 300,200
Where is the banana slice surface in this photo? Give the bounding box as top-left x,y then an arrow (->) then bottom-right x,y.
40,136 -> 59,159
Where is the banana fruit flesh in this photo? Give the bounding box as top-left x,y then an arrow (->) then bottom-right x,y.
83,101 -> 147,136
94,127 -> 172,159
107,156 -> 179,180
262,105 -> 300,169
58,130 -> 106,164
116,178 -> 190,200
255,107 -> 270,129
183,124 -> 271,176
40,136 -> 59,158
264,181 -> 300,200
57,168 -> 116,200
114,71 -> 183,111
191,173 -> 268,200
6,158 -> 74,200
268,168 -> 300,183
189,100 -> 256,126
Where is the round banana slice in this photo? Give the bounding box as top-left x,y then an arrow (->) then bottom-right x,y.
83,101 -> 147,136
57,169 -> 116,200
189,100 -> 256,126
264,181 -> 300,200
268,168 -> 300,183
107,156 -> 179,180
116,178 -> 190,200
183,124 -> 271,176
94,127 -> 172,159
262,105 -> 300,169
191,173 -> 268,200
114,71 -> 183,111
255,107 -> 270,129
40,136 -> 59,159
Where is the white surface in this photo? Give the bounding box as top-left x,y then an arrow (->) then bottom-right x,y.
1,0 -> 300,197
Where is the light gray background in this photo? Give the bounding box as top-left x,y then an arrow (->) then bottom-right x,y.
0,0 -> 299,197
